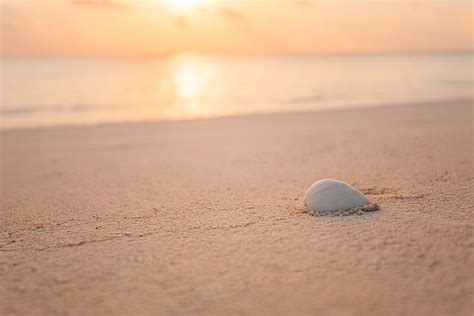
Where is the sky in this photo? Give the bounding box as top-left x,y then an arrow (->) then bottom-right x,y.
1,0 -> 473,57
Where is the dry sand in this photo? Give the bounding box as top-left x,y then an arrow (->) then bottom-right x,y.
1,99 -> 473,315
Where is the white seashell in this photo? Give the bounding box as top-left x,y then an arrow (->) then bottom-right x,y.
304,179 -> 369,212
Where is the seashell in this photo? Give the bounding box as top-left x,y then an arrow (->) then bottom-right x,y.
304,179 -> 369,213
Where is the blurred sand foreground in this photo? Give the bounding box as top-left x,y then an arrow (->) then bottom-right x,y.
1,100 -> 473,315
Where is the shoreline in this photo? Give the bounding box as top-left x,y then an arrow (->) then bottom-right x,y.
1,97 -> 472,133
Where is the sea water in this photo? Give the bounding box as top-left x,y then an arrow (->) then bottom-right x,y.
1,53 -> 472,129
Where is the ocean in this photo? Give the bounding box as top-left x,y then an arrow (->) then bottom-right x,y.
1,53 -> 472,129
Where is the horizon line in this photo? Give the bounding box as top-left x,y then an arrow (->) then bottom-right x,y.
1,49 -> 473,60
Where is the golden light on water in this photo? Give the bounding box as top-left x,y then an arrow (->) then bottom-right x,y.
174,66 -> 202,99
172,57 -> 215,115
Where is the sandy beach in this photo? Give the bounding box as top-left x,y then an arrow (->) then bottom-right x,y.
1,99 -> 473,315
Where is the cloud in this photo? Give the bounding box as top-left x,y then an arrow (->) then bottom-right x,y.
174,16 -> 189,29
217,8 -> 246,23
0,5 -> 20,30
297,0 -> 312,8
70,0 -> 128,9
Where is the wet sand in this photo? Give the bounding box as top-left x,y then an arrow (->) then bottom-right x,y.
1,99 -> 473,315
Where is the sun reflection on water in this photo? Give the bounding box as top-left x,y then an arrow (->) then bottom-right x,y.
174,64 -> 202,99
171,56 -> 214,115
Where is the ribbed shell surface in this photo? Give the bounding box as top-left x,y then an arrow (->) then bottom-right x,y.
304,179 -> 368,212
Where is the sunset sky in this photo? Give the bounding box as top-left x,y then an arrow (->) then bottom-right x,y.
1,0 -> 472,57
